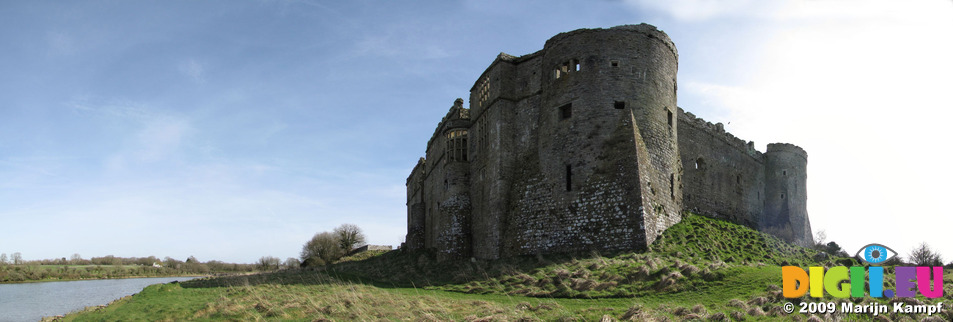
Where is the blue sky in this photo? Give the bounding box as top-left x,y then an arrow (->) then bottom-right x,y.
1,0 -> 951,264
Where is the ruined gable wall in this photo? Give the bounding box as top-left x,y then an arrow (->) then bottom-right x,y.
676,109 -> 766,228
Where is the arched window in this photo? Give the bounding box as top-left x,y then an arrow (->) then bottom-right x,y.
694,157 -> 705,170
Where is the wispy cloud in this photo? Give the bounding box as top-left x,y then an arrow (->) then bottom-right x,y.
46,31 -> 77,56
624,0 -> 784,21
179,59 -> 206,84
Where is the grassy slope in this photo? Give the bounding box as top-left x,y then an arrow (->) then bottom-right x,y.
64,213 -> 953,321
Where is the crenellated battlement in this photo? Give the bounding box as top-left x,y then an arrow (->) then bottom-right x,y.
678,108 -> 762,159
766,143 -> 807,160
545,23 -> 678,61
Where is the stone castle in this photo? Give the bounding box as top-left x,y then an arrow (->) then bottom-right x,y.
404,24 -> 812,260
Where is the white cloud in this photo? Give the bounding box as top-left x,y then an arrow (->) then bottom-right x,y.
625,0 -> 786,21
133,116 -> 191,162
681,0 -> 953,257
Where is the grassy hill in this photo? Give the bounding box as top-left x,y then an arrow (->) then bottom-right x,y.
63,213 -> 952,321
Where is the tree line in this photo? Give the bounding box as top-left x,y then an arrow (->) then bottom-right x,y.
299,223 -> 367,267
813,230 -> 950,267
0,253 -> 263,283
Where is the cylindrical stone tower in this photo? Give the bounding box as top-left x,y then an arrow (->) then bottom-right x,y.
763,143 -> 812,246
531,23 -> 681,251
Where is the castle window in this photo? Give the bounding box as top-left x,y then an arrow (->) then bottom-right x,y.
736,175 -> 741,184
573,59 -> 580,71
614,101 -> 625,109
667,110 -> 674,129
611,60 -> 619,67
560,103 -> 572,120
445,129 -> 468,162
565,164 -> 573,192
478,75 -> 490,107
783,170 -> 787,176
781,193 -> 785,200
694,157 -> 705,170
669,173 -> 675,198
479,115 -> 489,153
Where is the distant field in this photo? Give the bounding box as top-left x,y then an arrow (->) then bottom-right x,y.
0,264 -> 199,283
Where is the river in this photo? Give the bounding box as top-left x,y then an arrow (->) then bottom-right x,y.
0,276 -> 199,322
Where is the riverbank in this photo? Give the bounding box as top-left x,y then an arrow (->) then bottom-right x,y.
0,273 -> 208,285
0,264 -> 256,284
0,276 -> 202,322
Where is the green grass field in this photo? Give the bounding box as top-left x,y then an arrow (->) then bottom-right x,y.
63,214 -> 953,321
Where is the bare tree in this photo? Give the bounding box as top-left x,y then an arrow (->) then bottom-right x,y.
11,252 -> 22,265
283,257 -> 301,268
334,223 -> 366,252
301,232 -> 344,266
70,253 -> 82,264
908,242 -> 943,266
0,253 -> 7,265
813,230 -> 826,247
257,256 -> 281,271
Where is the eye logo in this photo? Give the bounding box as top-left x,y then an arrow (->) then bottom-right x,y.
855,243 -> 897,265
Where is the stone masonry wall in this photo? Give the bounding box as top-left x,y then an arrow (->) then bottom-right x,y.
405,24 -> 812,260
677,109 -> 765,228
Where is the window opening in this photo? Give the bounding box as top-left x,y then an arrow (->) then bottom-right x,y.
614,101 -> 625,109
669,173 -> 675,198
445,129 -> 469,162
694,157 -> 705,170
478,75 -> 490,107
610,60 -> 619,67
565,164 -> 573,192
560,103 -> 572,120
573,59 -> 580,71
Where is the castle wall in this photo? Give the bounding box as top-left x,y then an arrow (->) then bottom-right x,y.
763,143 -> 812,247
500,25 -> 680,256
405,159 -> 426,250
405,24 -> 812,260
677,109 -> 765,228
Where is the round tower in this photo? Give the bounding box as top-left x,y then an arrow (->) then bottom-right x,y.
763,143 -> 812,246
434,98 -> 472,259
534,24 -> 682,249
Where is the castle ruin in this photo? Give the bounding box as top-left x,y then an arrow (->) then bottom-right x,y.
405,24 -> 812,260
